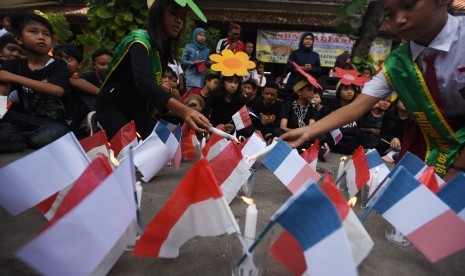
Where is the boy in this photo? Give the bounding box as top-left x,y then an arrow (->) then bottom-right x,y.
242,79 -> 258,105
0,13 -> 70,151
249,81 -> 281,141
0,34 -> 24,65
80,48 -> 113,88
182,73 -> 220,102
282,0 -> 465,180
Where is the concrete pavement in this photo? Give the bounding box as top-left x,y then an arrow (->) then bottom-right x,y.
1,149 -> 465,276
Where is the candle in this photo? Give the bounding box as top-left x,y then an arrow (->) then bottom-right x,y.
209,127 -> 239,143
246,138 -> 278,162
337,156 -> 347,180
368,167 -> 379,198
242,197 -> 257,241
135,181 -> 142,209
201,136 -> 206,149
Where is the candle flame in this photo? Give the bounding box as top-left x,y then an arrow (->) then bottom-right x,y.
348,196 -> 357,207
109,150 -> 120,167
242,196 -> 254,205
340,156 -> 347,161
238,136 -> 246,143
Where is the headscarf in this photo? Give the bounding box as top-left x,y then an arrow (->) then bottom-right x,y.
192,27 -> 206,50
298,32 -> 314,53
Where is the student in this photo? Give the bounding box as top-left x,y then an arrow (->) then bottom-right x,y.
242,79 -> 258,105
168,59 -> 185,93
201,75 -> 245,134
80,48 -> 113,88
358,96 -> 391,149
0,13 -> 70,151
281,0 -> 465,180
310,89 -> 330,122
216,22 -> 244,54
377,98 -> 411,155
255,60 -> 266,90
182,72 -> 220,102
0,33 -> 24,65
96,0 -> 210,140
249,81 -> 281,141
183,93 -> 204,113
181,27 -> 210,92
244,41 -> 255,58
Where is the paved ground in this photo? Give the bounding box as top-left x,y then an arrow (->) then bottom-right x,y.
1,148 -> 465,276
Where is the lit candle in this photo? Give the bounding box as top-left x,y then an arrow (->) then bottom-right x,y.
246,138 -> 277,162
201,136 -> 206,149
135,181 -> 142,209
210,127 -> 239,143
242,197 -> 257,241
337,156 -> 347,180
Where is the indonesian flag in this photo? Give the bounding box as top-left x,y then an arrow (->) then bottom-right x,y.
330,128 -> 342,145
154,121 -> 182,169
437,173 -> 465,222
17,152 -> 138,275
133,131 -> 170,182
110,120 -> 138,160
344,146 -> 370,197
0,95 -> 12,119
79,130 -> 111,161
271,182 -> 357,276
201,132 -> 229,161
232,105 -> 252,130
270,172 -> 373,274
0,132 -> 90,215
133,159 -> 240,257
181,124 -> 197,160
300,139 -> 319,171
240,132 -> 266,168
262,140 -> 321,194
209,142 -> 251,203
372,167 -> 465,262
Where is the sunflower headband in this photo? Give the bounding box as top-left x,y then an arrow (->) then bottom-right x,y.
209,49 -> 256,77
147,0 -> 207,22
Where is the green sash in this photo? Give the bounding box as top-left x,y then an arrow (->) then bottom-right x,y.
102,29 -> 162,88
383,43 -> 465,176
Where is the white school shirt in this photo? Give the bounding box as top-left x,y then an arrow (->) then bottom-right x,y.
363,14 -> 465,117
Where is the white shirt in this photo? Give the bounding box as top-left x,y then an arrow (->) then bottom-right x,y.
168,60 -> 184,84
363,15 -> 465,116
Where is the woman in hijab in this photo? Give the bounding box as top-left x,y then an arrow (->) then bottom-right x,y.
181,27 -> 210,93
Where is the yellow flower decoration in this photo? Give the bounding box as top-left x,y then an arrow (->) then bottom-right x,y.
209,49 -> 256,77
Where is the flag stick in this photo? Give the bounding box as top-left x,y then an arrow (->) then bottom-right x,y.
236,221 -> 276,267
334,170 -> 346,185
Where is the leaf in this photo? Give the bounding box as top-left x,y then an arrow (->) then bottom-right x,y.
123,11 -> 133,22
346,1 -> 364,15
350,18 -> 362,29
352,56 -> 363,65
96,6 -> 114,19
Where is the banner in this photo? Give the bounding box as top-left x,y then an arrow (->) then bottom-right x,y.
256,30 -> 392,68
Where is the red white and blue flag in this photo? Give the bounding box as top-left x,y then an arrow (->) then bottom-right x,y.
330,128 -> 342,145
110,120 -> 138,160
132,131 -> 170,182
393,152 -> 445,187
371,167 -> 465,262
344,146 -> 370,197
300,139 -> 319,171
0,132 -> 90,215
437,173 -> 465,222
154,121 -> 182,169
271,182 -> 357,276
232,105 -> 252,131
133,159 -> 240,257
262,140 -> 320,194
17,152 -> 137,276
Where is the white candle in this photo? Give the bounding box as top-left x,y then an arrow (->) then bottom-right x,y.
337,156 -> 347,180
244,199 -> 257,241
246,138 -> 278,161
368,167 -> 379,198
135,181 -> 142,209
210,127 -> 239,143
201,136 -> 206,149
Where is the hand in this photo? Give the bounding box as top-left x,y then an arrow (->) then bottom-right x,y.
223,123 -> 235,133
181,107 -> 211,133
230,42 -> 237,51
390,138 -> 401,149
303,64 -> 312,71
279,126 -> 312,148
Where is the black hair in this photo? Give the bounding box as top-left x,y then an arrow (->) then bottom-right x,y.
91,48 -> 113,61
243,79 -> 257,90
147,0 -> 186,67
205,72 -> 221,81
164,66 -> 177,79
335,82 -> 360,100
211,75 -> 243,103
0,33 -> 18,50
264,81 -> 280,90
54,44 -> 83,63
10,13 -> 53,40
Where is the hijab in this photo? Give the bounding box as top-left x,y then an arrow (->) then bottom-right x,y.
192,27 -> 206,50
298,32 -> 314,53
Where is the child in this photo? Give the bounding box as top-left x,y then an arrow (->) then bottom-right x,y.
53,45 -> 100,137
182,72 -> 220,102
358,96 -> 391,149
282,0 -> 465,180
183,93 -> 204,113
0,33 -> 24,65
242,79 -> 258,105
80,48 -> 113,88
0,13 -> 70,151
201,75 -> 245,134
181,27 -> 210,92
310,89 -> 330,122
377,98 -> 411,155
255,61 -> 266,89
96,0 -> 210,140
249,81 -> 281,141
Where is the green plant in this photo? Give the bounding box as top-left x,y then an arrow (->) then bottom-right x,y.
44,12 -> 72,45
352,55 -> 375,73
333,0 -> 376,40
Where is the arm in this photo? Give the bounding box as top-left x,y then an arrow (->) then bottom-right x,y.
71,78 -> 100,95
280,117 -> 291,132
280,93 -> 379,148
0,70 -> 64,97
310,54 -> 322,76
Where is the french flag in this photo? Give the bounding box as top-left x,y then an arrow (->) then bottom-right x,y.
201,132 -> 229,161
133,159 -> 240,257
79,130 -> 111,161
394,152 -> 445,187
271,182 -> 357,276
300,139 -> 319,171
371,167 -> 465,262
132,131 -> 170,182
262,140 -> 321,194
365,149 -> 391,199
437,173 -> 465,222
154,121 -> 182,169
330,128 -> 342,145
270,172 -> 373,274
232,105 -> 252,131
110,120 -> 138,160
209,142 -> 251,203
180,124 -> 197,160
240,132 -> 266,168
17,152 -> 138,276
344,146 -> 370,197
0,132 -> 90,216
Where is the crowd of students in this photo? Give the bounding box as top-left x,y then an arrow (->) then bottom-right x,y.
0,0 -> 464,181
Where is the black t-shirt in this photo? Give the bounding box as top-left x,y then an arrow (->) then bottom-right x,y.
249,99 -> 281,135
280,100 -> 314,129
1,58 -> 70,121
202,92 -> 246,127
80,71 -> 101,88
